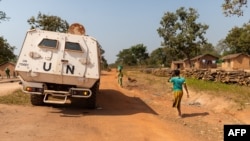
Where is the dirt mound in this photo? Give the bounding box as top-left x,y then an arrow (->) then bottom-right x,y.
188,91 -> 239,113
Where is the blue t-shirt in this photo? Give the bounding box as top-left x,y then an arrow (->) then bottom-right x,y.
169,76 -> 186,91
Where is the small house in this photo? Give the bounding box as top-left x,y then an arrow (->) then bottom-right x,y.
171,60 -> 185,70
171,54 -> 218,70
190,54 -> 218,69
0,62 -> 16,78
221,53 -> 250,70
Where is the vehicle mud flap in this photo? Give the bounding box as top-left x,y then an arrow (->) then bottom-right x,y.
86,82 -> 99,109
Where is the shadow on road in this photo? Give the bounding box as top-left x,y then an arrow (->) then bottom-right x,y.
182,112 -> 209,118
49,89 -> 158,117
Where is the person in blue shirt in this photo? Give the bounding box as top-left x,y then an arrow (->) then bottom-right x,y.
169,69 -> 189,118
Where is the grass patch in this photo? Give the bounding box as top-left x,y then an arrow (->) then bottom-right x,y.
125,69 -> 250,106
186,78 -> 250,105
0,89 -> 31,105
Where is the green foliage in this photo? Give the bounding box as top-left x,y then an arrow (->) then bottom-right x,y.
200,43 -> 220,57
101,56 -> 109,70
130,44 -> 149,66
149,47 -> 182,67
27,12 -> 69,32
148,48 -> 165,66
116,48 -> 137,66
116,44 -> 149,66
0,11 -> 9,22
224,22 -> 250,55
157,7 -> 209,66
0,36 -> 16,64
0,1 -> 10,23
98,45 -> 108,69
215,39 -> 230,56
222,0 -> 248,17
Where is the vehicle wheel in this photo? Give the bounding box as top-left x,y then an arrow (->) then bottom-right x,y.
30,95 -> 44,106
86,81 -> 99,109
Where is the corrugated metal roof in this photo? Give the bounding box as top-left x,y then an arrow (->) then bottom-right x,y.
0,62 -> 16,66
172,60 -> 184,64
172,54 -> 219,64
221,53 -> 248,60
191,54 -> 219,61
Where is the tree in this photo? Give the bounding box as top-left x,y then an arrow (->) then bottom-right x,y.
200,43 -> 220,56
222,0 -> 248,17
157,7 -> 209,67
115,44 -> 149,66
27,12 -> 69,32
130,44 -> 149,66
0,10 -> 9,22
0,1 -> 10,22
149,47 -> 182,67
0,1 -> 14,63
148,48 -> 165,67
214,39 -> 229,55
224,21 -> 250,54
99,46 -> 109,69
0,36 -> 16,64
115,48 -> 137,66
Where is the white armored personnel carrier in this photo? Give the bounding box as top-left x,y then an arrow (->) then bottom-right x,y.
15,23 -> 101,108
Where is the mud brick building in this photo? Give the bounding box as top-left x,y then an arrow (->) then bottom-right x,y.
0,62 -> 16,79
171,54 -> 219,70
221,53 -> 250,70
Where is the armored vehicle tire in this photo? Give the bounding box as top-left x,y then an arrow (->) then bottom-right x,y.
86,82 -> 99,109
31,95 -> 44,106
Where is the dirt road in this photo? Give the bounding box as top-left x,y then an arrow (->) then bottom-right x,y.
0,81 -> 22,96
0,70 -> 249,141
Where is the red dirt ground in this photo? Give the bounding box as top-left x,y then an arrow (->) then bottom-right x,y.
0,70 -> 249,141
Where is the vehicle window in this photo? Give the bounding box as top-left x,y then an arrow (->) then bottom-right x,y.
65,42 -> 82,51
38,39 -> 58,49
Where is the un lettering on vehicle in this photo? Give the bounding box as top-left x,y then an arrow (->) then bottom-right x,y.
43,62 -> 75,75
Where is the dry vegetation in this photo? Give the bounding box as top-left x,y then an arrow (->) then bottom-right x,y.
124,68 -> 250,109
0,89 -> 30,105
